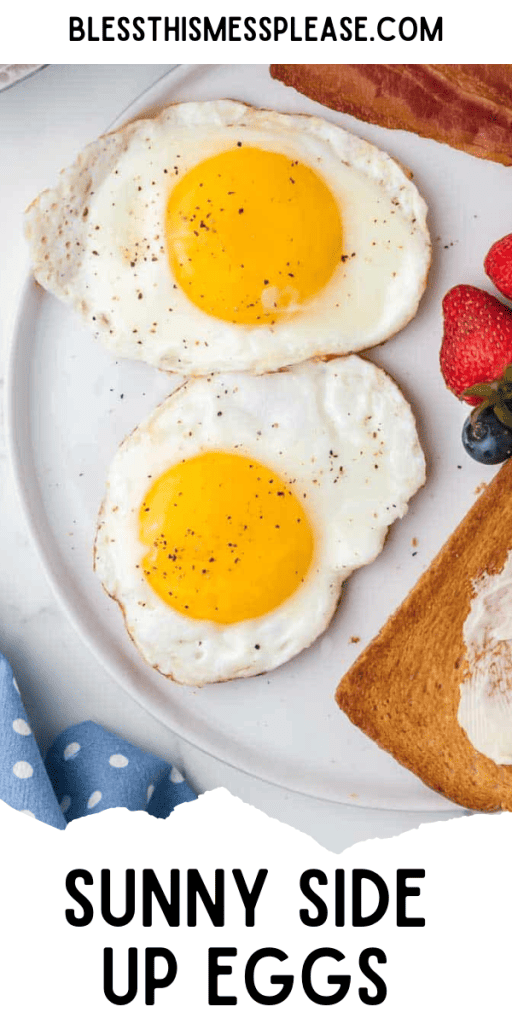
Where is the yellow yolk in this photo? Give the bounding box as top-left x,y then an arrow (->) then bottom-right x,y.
138,451 -> 315,624
165,147 -> 343,325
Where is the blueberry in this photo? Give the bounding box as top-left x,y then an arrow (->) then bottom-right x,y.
462,405 -> 512,464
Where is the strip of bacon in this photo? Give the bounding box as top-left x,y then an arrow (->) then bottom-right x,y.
270,65 -> 512,165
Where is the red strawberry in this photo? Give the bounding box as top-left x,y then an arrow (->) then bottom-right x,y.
441,285 -> 512,405
485,233 -> 512,300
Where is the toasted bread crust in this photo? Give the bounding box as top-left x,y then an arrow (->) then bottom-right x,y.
335,457 -> 512,811
271,65 -> 512,166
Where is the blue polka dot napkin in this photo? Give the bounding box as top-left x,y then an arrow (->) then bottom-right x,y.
0,652 -> 196,829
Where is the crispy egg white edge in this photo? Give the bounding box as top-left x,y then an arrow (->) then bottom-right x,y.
24,100 -> 431,375
94,356 -> 425,686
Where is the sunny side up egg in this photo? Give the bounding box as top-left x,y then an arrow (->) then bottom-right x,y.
94,358 -> 425,686
25,100 -> 430,375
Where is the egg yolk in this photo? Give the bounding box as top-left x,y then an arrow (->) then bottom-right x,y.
138,451 -> 315,624
165,147 -> 343,325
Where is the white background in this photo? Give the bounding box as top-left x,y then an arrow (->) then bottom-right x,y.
0,43 -> 510,1023
3,0 -> 512,62
1,792 -> 510,1021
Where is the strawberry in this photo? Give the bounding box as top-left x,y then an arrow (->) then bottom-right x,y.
484,233 -> 512,300
440,284 -> 512,405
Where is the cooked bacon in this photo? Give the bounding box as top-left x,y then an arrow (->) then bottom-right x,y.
270,64 -> 512,165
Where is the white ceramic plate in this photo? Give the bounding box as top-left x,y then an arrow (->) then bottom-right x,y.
8,64 -> 508,810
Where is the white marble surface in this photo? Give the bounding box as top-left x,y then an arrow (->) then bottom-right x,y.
0,64 -> 464,850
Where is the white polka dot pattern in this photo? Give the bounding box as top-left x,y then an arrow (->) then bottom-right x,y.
63,742 -> 81,760
1,650 -> 197,828
12,718 -> 31,736
0,651 -> 69,828
109,754 -> 129,768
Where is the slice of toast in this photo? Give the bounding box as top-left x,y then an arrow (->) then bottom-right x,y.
335,457 -> 512,811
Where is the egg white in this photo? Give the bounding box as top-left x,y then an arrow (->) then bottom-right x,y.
25,100 -> 430,376
94,357 -> 425,685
